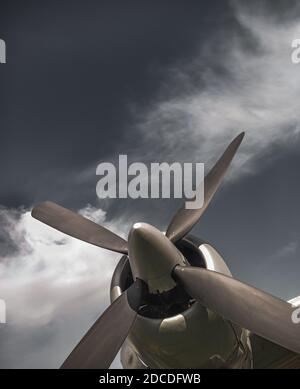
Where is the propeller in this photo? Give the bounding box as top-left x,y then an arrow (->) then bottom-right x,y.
61,279 -> 145,369
31,131 -> 300,368
173,266 -> 300,354
32,201 -> 128,254
166,132 -> 244,242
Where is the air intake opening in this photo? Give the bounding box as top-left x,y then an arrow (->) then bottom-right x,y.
138,285 -> 195,319
175,236 -> 206,267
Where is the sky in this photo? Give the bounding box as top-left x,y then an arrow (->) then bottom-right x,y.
1,0 -> 300,368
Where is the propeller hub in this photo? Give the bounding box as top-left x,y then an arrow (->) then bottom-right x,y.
128,222 -> 186,294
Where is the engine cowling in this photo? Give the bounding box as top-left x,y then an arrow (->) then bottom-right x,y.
110,235 -> 252,369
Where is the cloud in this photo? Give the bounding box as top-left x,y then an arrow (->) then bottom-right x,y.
253,239 -> 300,300
74,3 -> 300,210
0,205 -> 127,368
132,2 -> 300,180
269,241 -> 298,263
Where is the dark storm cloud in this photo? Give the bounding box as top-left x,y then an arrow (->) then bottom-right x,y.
0,0 -> 233,208
1,0 -> 300,369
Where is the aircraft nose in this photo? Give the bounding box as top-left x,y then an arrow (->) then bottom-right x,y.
128,222 -> 186,293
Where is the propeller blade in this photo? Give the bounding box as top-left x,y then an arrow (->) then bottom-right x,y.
61,279 -> 145,369
32,201 -> 128,254
166,132 -> 244,242
174,266 -> 300,354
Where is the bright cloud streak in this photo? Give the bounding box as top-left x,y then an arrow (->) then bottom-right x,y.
0,205 -> 127,368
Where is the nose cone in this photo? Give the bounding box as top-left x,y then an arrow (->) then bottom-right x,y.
128,223 -> 186,293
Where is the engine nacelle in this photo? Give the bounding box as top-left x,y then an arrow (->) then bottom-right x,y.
110,235 -> 252,369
